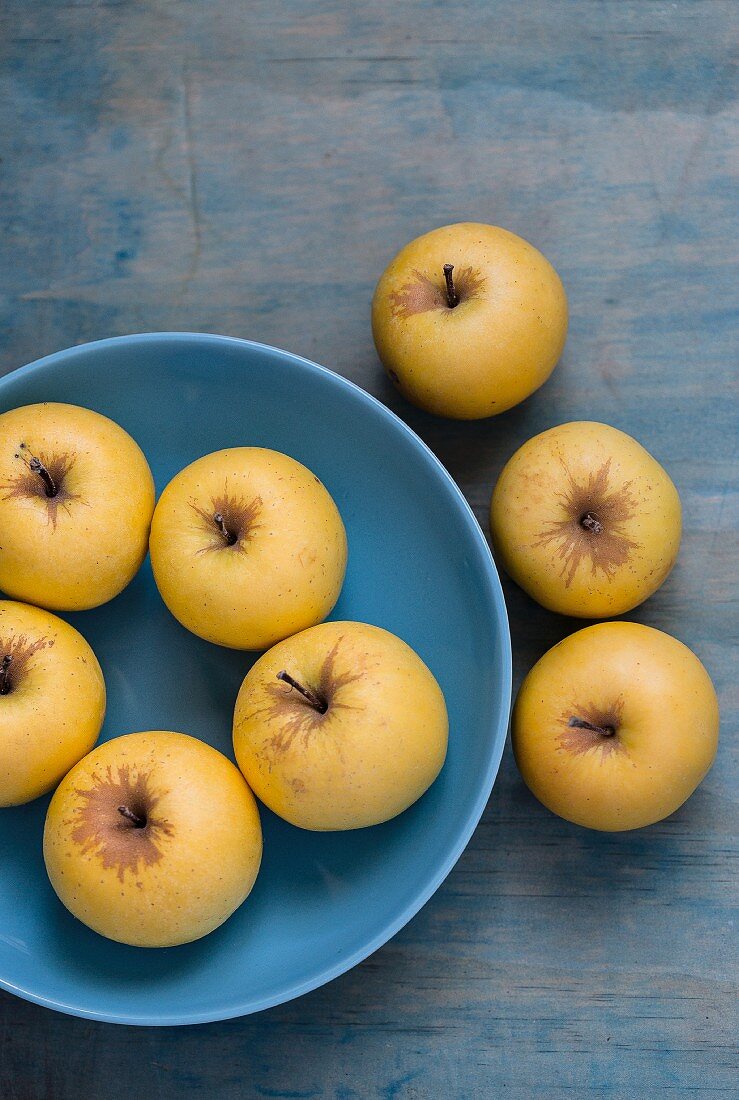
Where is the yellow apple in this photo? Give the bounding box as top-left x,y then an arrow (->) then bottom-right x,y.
0,600 -> 105,806
513,622 -> 719,831
371,222 -> 568,419
43,731 -> 262,947
490,421 -> 681,618
149,447 -> 347,650
232,620 -> 448,830
0,403 -> 155,610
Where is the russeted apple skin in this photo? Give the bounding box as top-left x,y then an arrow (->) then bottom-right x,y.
0,403 -> 155,611
43,731 -> 263,948
0,600 -> 106,806
371,222 -> 568,420
512,622 -> 719,832
149,447 -> 348,651
232,620 -> 448,831
490,421 -> 682,618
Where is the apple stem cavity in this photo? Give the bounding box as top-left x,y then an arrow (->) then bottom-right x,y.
568,716 -> 616,737
0,655 -> 12,695
276,670 -> 328,714
213,511 -> 238,546
580,511 -> 604,535
443,264 -> 459,308
117,804 -> 147,828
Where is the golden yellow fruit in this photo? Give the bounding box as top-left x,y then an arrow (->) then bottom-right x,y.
371,222 -> 568,419
513,622 -> 719,831
149,448 -> 347,650
43,731 -> 262,947
233,621 -> 448,830
0,600 -> 105,806
0,403 -> 155,610
490,421 -> 681,618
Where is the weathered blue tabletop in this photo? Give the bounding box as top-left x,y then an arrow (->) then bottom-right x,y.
1,2 -> 737,1096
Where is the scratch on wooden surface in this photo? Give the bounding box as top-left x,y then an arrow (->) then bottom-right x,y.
342,78 -> 427,86
181,64 -> 202,289
153,124 -> 188,207
268,55 -> 419,63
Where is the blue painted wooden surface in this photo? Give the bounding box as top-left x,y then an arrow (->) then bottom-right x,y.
1,2 -> 737,1096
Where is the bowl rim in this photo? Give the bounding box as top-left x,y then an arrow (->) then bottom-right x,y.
0,332 -> 512,1026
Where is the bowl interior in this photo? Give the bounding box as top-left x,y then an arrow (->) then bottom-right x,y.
0,334 -> 510,1024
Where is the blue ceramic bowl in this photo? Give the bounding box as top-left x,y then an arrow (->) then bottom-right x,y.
0,333 -> 511,1025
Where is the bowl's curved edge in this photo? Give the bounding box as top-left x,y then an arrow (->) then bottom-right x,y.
0,332 -> 512,1026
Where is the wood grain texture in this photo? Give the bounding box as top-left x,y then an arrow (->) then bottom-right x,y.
0,1 -> 737,1096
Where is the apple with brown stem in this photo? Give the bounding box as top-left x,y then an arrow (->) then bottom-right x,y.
233,620 -> 448,831
512,622 -> 719,831
43,731 -> 263,947
0,599 -> 106,806
0,402 -> 155,610
490,421 -> 682,618
372,222 -> 568,419
149,447 -> 347,650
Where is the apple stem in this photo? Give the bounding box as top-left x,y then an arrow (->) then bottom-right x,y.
117,804 -> 146,827
0,655 -> 12,695
18,444 -> 58,497
213,511 -> 238,546
25,451 -> 57,495
443,264 -> 459,308
276,670 -> 328,714
580,512 -> 604,535
568,716 -> 616,737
